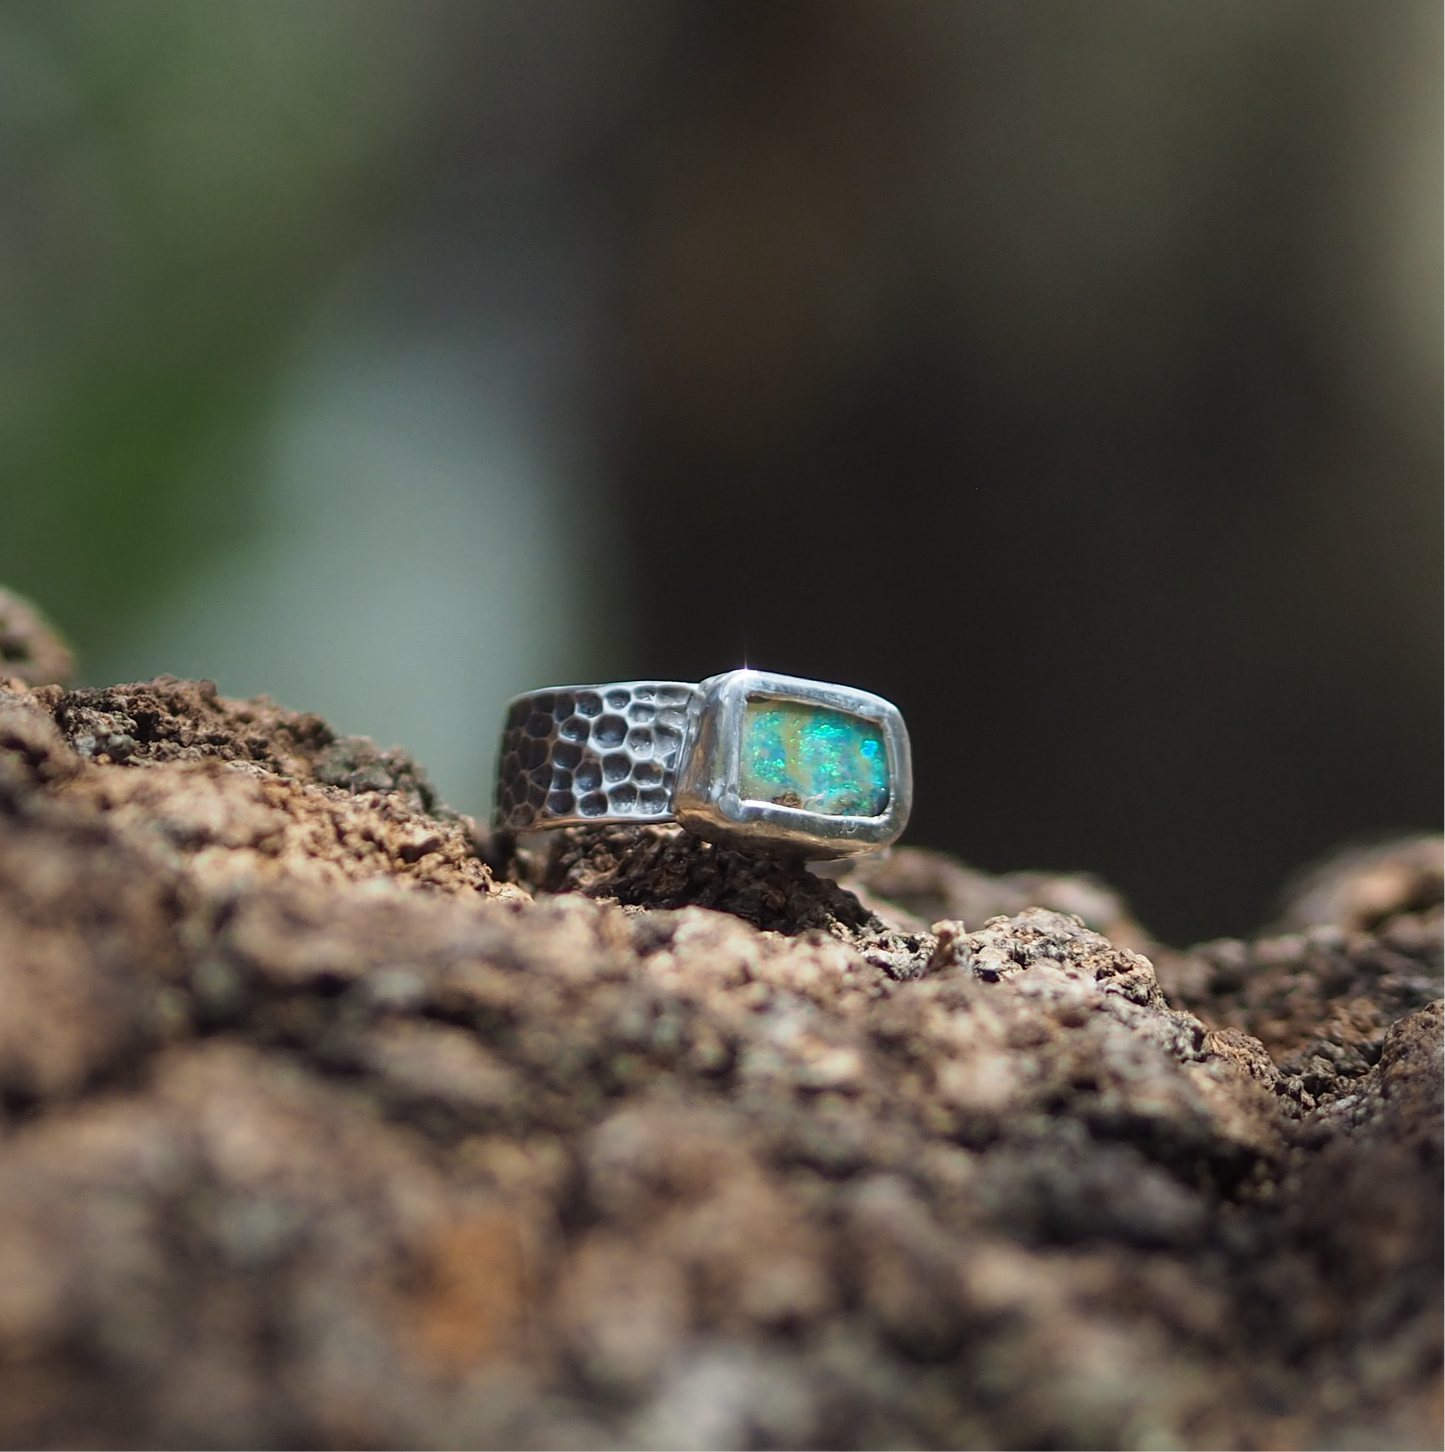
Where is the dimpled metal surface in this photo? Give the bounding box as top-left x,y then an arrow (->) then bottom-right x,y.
493,681 -> 698,831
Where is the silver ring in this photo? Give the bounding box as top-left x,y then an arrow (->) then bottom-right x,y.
493,669 -> 912,859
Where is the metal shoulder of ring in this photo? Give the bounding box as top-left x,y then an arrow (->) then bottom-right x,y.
493,681 -> 700,831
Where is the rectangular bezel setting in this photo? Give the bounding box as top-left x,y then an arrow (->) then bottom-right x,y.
674,670 -> 912,858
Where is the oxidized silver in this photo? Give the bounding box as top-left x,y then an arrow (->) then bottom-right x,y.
492,681 -> 696,830
493,669 -> 912,859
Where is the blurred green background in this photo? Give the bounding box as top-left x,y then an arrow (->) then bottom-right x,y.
0,0 -> 1438,941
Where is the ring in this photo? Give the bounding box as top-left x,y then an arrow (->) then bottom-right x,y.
493,669 -> 912,859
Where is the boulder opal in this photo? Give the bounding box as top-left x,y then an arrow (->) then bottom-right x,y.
738,697 -> 889,816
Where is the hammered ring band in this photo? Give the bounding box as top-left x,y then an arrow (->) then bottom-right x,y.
493,669 -> 912,860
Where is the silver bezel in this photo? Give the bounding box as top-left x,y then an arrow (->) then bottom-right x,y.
673,669 -> 912,858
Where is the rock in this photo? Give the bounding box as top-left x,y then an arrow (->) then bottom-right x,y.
849,845 -> 1154,949
1154,837 -> 1442,1106
0,672 -> 1438,1449
0,587 -> 72,689
1275,835 -> 1444,934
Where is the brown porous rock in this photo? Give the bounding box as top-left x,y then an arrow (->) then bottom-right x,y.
0,673 -> 1438,1450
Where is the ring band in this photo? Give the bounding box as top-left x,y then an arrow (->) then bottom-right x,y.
493,669 -> 912,859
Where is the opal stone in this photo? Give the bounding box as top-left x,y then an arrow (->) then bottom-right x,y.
739,698 -> 889,817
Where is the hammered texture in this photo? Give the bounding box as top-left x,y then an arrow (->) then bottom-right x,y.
493,682 -> 697,830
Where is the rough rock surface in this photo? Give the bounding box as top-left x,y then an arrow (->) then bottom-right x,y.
0,673 -> 1438,1450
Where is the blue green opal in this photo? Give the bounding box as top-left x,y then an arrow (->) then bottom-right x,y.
739,698 -> 889,817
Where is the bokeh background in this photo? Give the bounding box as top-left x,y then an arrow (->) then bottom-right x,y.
0,0 -> 1438,943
